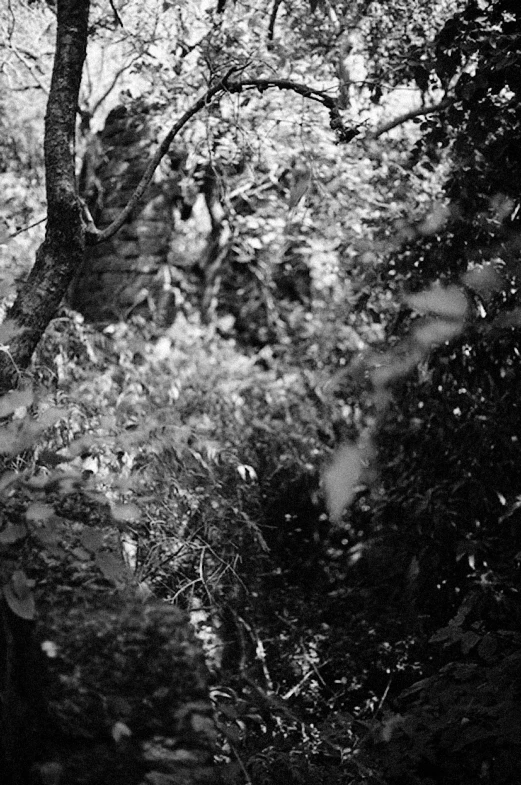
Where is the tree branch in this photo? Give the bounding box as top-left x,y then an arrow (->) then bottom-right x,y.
88,75 -> 349,245
370,98 -> 451,138
226,77 -> 336,109
88,78 -> 228,244
268,0 -> 283,41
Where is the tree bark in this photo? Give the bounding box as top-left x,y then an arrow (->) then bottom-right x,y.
0,0 -> 90,394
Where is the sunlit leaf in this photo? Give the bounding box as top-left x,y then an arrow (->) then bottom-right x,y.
406,282 -> 468,319
323,443 -> 362,523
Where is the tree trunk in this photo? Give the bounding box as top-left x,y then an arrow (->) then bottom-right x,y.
0,0 -> 89,394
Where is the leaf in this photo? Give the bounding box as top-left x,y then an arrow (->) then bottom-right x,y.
0,389 -> 33,419
0,524 -> 27,545
323,443 -> 363,522
95,550 -> 129,585
3,570 -> 36,620
406,283 -> 468,320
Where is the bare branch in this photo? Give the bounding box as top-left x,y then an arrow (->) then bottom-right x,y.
370,98 -> 451,138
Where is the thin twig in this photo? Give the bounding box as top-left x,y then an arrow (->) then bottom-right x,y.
4,217 -> 47,240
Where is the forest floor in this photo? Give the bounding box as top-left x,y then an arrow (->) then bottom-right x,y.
2,309 -> 521,785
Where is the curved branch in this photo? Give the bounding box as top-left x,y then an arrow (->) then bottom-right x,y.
370,98 -> 451,138
88,76 -> 345,245
226,77 -> 336,109
89,80 -> 226,244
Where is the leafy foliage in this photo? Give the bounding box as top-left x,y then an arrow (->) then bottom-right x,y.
2,0 -> 521,783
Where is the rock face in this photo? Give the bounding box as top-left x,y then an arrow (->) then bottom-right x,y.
70,101 -> 184,323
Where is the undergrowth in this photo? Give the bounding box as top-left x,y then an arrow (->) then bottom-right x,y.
2,306 -> 521,784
